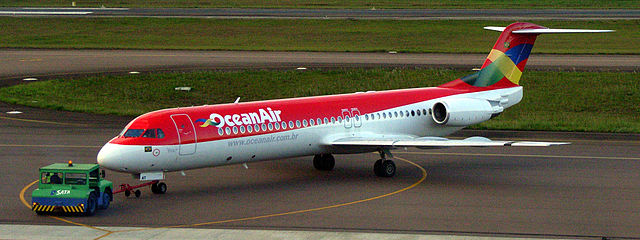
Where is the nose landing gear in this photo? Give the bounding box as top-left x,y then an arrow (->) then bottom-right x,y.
115,180 -> 167,198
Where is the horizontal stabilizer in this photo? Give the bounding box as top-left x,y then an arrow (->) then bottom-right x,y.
484,26 -> 614,34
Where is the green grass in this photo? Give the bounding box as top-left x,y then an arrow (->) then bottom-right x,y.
1,0 -> 638,9
0,69 -> 637,133
1,18 -> 637,54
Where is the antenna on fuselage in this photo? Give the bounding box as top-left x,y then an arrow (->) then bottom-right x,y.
234,97 -> 241,104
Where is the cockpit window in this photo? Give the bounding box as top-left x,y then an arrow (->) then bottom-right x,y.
123,128 -> 165,138
123,129 -> 145,137
157,129 -> 165,138
142,129 -> 156,138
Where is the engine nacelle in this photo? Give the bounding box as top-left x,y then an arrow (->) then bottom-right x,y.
431,98 -> 497,126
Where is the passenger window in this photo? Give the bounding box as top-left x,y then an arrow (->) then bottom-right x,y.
324,117 -> 328,124
268,123 -> 273,131
289,121 -> 294,128
254,124 -> 260,132
400,111 -> 404,117
281,122 -> 287,129
248,125 -> 253,133
310,119 -> 315,126
337,116 -> 342,123
331,117 -> 336,124
302,120 -> 308,127
233,126 -> 238,134
382,113 -> 386,119
218,128 -> 224,136
225,127 -> 231,135
296,120 -> 301,128
411,110 -> 415,116
240,125 -> 246,133
261,123 -> 267,131
275,122 -> 280,130
317,118 -> 322,125
394,112 -> 398,118
416,109 -> 421,116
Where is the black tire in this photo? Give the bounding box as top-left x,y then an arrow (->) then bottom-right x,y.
156,182 -> 167,194
134,190 -> 141,198
124,190 -> 131,197
313,154 -> 335,171
86,193 -> 98,216
374,159 -> 383,177
380,160 -> 396,178
99,189 -> 112,210
151,183 -> 159,193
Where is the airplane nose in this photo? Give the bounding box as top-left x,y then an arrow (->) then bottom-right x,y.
97,143 -> 123,171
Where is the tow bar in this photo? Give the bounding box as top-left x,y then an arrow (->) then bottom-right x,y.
114,180 -> 159,198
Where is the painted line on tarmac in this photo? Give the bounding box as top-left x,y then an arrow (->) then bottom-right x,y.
0,116 -> 90,127
399,151 -> 640,161
95,156 -> 426,239
20,155 -> 426,240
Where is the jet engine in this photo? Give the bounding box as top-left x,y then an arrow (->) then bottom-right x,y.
431,98 -> 499,126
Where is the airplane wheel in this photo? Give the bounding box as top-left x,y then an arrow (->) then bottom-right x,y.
134,190 -> 141,198
380,160 -> 396,178
373,159 -> 383,177
313,154 -> 335,171
156,182 -> 167,194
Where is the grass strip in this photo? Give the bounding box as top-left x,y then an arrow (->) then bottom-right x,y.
1,0 -> 638,9
1,18 -> 637,54
0,69 -> 637,133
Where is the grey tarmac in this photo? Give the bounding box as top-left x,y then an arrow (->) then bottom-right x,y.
1,100 -> 639,239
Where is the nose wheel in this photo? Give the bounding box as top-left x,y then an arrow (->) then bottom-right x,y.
151,182 -> 167,194
115,180 -> 167,198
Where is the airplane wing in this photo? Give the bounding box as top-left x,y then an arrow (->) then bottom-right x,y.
331,136 -> 568,148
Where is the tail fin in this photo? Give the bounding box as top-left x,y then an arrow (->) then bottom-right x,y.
441,22 -> 613,89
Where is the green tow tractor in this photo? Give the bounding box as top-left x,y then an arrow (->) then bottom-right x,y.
31,161 -> 113,216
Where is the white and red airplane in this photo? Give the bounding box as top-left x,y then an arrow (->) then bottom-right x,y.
97,22 -> 612,194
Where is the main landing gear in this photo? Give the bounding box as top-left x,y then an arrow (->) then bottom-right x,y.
313,150 -> 396,178
313,154 -> 335,171
115,180 -> 167,198
373,149 -> 396,178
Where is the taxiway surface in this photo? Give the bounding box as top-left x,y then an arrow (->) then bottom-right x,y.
1,101 -> 639,239
1,8 -> 639,20
2,49 -> 639,85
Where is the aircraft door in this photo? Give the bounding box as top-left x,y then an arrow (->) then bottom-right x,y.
170,114 -> 197,155
342,109 -> 352,128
